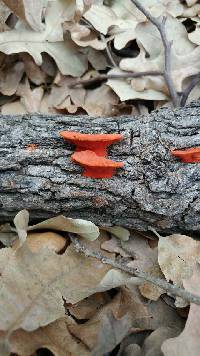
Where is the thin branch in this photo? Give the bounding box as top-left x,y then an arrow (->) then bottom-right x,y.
100,34 -> 118,68
181,72 -> 200,106
129,0 -> 179,107
70,71 -> 163,88
70,235 -> 200,306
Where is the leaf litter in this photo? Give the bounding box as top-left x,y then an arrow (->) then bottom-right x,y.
0,0 -> 200,354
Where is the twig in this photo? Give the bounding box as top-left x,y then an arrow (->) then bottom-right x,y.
181,73 -> 200,106
100,34 -> 118,68
129,0 -> 179,107
70,235 -> 200,306
70,71 -> 162,88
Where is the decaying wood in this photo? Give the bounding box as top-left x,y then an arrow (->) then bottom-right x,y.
0,102 -> 200,232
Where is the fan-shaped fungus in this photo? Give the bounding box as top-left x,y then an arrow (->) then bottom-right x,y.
171,147 -> 200,163
60,131 -> 123,157
72,150 -> 124,178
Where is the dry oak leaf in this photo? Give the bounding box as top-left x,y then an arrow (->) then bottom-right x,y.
82,84 -> 119,116
3,316 -> 89,356
68,287 -> 134,354
0,0 -> 87,76
1,100 -> 27,115
122,234 -> 164,301
122,326 -> 181,356
67,292 -> 110,320
63,21 -> 106,50
101,236 -> 131,257
162,264 -> 200,356
107,68 -> 167,102
112,16 -> 200,101
28,214 -> 99,241
158,233 -> 200,306
20,53 -> 47,85
16,79 -> 44,113
0,235 -> 141,333
48,74 -> 86,114
101,226 -> 130,242
2,0 -> 46,32
0,61 -> 24,96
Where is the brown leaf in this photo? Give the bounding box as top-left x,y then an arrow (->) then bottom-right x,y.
3,0 -> 45,31
49,74 -> 86,114
126,284 -> 184,331
14,209 -> 29,247
1,100 -> 27,114
68,292 -> 110,320
0,238 -> 114,332
16,79 -> 44,113
101,236 -> 131,257
158,233 -> 200,306
12,232 -> 67,254
83,84 -> 119,116
121,326 -> 181,356
0,61 -> 24,95
20,53 -> 46,85
162,264 -> 200,356
122,234 -> 164,300
28,214 -> 99,241
8,317 -> 89,356
68,288 -> 133,354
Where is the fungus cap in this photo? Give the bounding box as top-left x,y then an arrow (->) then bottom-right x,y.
72,150 -> 124,178
171,147 -> 200,163
60,131 -> 123,156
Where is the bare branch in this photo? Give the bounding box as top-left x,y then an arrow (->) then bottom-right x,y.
100,34 -> 118,68
70,71 -> 163,88
70,235 -> 200,306
181,73 -> 200,106
129,0 -> 179,107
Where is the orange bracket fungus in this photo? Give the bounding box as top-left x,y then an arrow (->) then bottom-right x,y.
60,131 -> 123,157
171,147 -> 200,163
72,150 -> 124,178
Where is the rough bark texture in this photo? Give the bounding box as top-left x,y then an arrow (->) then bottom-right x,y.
0,102 -> 200,232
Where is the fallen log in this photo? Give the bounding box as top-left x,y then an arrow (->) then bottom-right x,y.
0,102 -> 200,232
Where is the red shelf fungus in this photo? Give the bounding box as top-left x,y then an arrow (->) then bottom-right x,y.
60,131 -> 123,157
72,150 -> 124,178
171,147 -> 200,163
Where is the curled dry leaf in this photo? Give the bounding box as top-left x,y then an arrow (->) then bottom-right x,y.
101,226 -> 130,241
13,209 -> 29,247
28,214 -> 99,241
63,21 -> 106,50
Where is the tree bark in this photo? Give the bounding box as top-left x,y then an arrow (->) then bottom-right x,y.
0,102 -> 200,232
